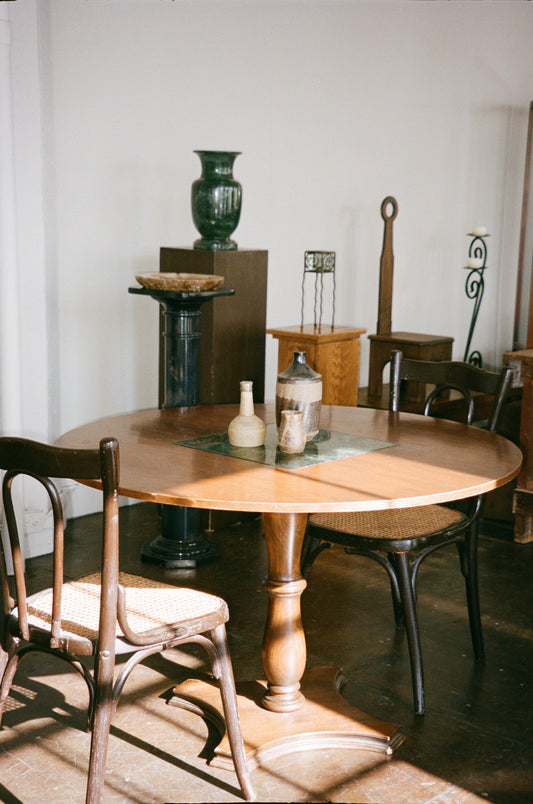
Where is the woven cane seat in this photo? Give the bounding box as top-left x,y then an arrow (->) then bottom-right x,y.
309,505 -> 467,541
21,572 -> 228,645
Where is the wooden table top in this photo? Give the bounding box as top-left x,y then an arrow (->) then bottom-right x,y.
56,404 -> 522,515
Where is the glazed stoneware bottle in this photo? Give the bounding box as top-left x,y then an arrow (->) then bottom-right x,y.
277,410 -> 306,454
275,351 -> 322,440
228,381 -> 266,447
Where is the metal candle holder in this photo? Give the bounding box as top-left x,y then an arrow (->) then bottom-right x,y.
463,231 -> 489,366
300,250 -> 336,331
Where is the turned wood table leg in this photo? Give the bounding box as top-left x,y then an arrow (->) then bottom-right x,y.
261,511 -> 308,713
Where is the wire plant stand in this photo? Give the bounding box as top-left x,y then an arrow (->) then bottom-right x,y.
300,251 -> 336,331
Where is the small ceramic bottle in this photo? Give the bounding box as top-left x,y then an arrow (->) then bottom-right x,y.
228,381 -> 266,447
277,410 -> 306,454
275,351 -> 322,441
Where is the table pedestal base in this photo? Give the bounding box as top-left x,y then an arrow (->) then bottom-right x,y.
168,664 -> 404,770
141,506 -> 220,568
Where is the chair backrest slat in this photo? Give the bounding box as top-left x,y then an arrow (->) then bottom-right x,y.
389,349 -> 513,432
0,437 -> 119,649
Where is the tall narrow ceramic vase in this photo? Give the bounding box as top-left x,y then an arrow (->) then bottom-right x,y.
275,351 -> 322,440
228,381 -> 266,447
191,150 -> 242,251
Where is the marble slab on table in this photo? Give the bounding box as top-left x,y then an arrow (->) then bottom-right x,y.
176,423 -> 395,470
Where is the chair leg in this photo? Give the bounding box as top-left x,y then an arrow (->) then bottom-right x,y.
0,643 -> 10,681
300,531 -> 331,578
210,624 -> 256,802
458,525 -> 484,662
344,548 -> 406,630
0,652 -> 19,727
387,553 -> 405,629
85,672 -> 116,804
395,552 -> 425,715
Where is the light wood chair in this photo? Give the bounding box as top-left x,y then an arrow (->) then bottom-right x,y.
0,436 -> 255,803
302,350 -> 513,715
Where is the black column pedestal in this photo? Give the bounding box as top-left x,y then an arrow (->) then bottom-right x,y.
129,285 -> 234,568
141,506 -> 220,568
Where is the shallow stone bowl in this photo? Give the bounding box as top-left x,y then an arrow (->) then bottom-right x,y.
135,272 -> 225,292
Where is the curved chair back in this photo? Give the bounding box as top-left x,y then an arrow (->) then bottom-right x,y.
0,437 -> 118,657
389,349 -> 513,431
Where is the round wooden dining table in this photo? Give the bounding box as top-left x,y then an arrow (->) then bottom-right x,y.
56,403 -> 522,765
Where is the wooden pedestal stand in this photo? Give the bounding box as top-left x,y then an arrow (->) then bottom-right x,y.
267,324 -> 366,406
368,331 -> 454,403
504,349 -> 533,543
160,248 -> 268,405
367,198 -> 453,404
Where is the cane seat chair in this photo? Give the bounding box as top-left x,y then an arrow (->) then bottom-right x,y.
0,436 -> 255,803
302,350 -> 513,715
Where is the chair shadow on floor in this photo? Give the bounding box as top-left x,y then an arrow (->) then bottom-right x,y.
0,650 -> 249,802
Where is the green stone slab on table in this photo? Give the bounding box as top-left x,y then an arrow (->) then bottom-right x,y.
176,423 -> 395,470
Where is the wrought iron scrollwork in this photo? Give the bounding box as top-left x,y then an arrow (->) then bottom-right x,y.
463,233 -> 488,366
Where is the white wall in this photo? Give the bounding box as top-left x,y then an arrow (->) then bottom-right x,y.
8,0 -> 533,520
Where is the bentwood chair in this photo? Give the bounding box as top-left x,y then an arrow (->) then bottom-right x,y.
0,436 -> 255,803
302,350 -> 513,715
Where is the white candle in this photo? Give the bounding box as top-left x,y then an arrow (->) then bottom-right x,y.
467,256 -> 483,269
471,225 -> 488,237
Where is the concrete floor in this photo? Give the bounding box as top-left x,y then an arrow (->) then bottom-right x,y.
0,502 -> 532,803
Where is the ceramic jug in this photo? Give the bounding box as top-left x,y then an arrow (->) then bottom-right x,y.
277,410 -> 306,454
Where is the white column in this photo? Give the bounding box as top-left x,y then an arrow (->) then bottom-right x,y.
0,9 -> 23,436
0,8 -> 24,570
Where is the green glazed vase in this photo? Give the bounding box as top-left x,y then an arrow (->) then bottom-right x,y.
191,150 -> 242,251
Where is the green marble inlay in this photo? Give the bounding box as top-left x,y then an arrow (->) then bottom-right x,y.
176,423 -> 395,470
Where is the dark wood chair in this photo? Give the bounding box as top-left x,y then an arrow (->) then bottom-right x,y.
0,436 -> 255,803
302,350 -> 513,715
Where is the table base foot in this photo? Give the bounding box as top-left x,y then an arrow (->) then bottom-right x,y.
168,664 -> 404,770
141,504 -> 220,568
141,536 -> 220,568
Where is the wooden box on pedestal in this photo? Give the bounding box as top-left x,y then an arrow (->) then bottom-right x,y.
267,324 -> 366,407
160,247 -> 268,405
159,247 -> 268,531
